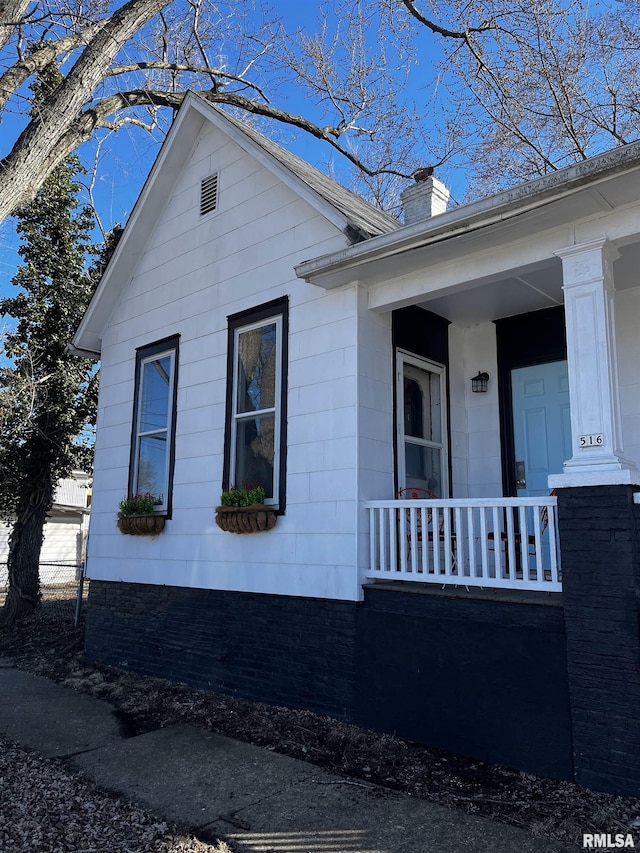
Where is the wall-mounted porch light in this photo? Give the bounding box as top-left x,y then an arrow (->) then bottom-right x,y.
471,371 -> 490,393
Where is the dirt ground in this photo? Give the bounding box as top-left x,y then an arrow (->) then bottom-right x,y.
1,603 -> 639,850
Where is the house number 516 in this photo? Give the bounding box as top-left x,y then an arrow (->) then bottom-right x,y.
579,433 -> 604,447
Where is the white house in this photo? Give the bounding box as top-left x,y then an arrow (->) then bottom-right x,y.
0,470 -> 90,587
73,93 -> 640,797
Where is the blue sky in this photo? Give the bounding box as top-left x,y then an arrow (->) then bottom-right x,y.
0,0 -> 455,308
1,0 -> 627,307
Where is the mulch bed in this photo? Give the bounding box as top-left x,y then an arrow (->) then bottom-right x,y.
1,605 -> 639,850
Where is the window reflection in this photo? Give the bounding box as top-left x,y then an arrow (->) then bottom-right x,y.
140,356 -> 171,433
237,324 -> 276,413
229,311 -> 284,506
400,356 -> 447,499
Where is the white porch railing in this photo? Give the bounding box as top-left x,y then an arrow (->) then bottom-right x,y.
365,497 -> 561,592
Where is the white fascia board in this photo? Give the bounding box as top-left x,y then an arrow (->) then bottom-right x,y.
295,141 -> 640,288
74,93 -> 209,354
367,235 -> 560,312
367,201 -> 640,312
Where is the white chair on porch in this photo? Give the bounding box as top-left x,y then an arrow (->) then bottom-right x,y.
396,487 -> 458,576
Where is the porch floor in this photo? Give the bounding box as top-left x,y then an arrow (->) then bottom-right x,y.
363,580 -> 564,607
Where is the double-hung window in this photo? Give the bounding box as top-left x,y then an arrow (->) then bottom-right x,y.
224,298 -> 288,509
129,336 -> 179,514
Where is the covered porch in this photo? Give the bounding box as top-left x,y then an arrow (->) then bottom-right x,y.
297,152 -> 640,504
355,218 -> 640,593
338,164 -> 640,597
298,144 -> 640,796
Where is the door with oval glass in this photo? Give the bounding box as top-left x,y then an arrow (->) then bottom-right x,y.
397,350 -> 448,497
511,360 -> 571,496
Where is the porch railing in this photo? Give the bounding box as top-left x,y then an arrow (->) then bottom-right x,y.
365,497 -> 561,592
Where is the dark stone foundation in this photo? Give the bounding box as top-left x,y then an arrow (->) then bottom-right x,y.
86,579 -> 573,782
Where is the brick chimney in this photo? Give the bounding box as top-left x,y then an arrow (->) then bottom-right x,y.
400,168 -> 450,225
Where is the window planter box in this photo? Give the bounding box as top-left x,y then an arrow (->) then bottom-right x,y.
215,505 -> 277,534
117,514 -> 166,536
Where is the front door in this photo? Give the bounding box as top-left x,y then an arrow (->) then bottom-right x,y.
511,360 -> 571,496
396,350 -> 448,497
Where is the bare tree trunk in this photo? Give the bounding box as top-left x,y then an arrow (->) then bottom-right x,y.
0,472 -> 53,626
0,0 -> 170,223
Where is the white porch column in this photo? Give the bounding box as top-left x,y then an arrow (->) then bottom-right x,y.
550,238 -> 639,487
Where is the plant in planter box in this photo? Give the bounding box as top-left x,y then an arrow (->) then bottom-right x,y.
117,493 -> 166,535
219,485 -> 265,507
215,484 -> 277,533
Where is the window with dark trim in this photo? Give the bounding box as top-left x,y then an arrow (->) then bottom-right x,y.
129,335 -> 179,514
223,298 -> 288,511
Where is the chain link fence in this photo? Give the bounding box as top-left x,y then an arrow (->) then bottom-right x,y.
0,562 -> 89,621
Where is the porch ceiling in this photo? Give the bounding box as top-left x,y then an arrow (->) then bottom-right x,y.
416,241 -> 640,324
418,257 -> 563,325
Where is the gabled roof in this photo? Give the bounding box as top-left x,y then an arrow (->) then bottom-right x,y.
217,108 -> 399,240
73,93 -> 399,354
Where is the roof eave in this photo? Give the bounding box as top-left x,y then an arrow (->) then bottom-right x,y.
295,141 -> 640,288
73,93 -> 384,352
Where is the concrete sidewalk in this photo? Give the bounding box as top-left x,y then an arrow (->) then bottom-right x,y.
0,662 -> 577,852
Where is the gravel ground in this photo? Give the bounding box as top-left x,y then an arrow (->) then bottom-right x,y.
0,602 -> 230,853
1,602 -> 640,852
0,736 -> 230,853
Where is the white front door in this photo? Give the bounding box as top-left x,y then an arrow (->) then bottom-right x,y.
511,360 -> 571,496
396,350 -> 448,497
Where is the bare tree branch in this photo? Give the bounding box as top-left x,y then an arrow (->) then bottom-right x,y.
403,0 -> 640,196
106,59 -> 269,99
0,0 -> 172,221
2,0 -> 640,223
398,0 -> 494,39
0,0 -> 429,223
0,21 -> 105,111
0,0 -> 31,53
66,88 -> 412,179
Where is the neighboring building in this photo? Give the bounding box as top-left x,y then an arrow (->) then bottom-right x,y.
73,93 -> 640,797
0,470 -> 90,586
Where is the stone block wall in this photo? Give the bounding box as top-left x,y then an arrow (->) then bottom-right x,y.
85,579 -> 573,782
355,586 -> 573,781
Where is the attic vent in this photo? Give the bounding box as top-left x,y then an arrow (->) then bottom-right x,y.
200,173 -> 219,215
